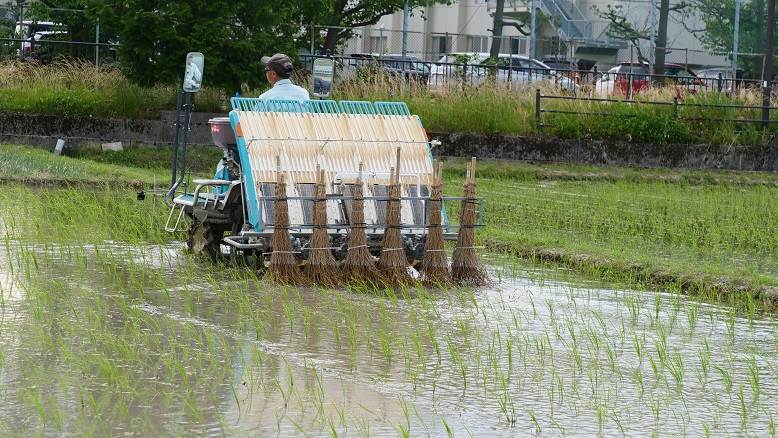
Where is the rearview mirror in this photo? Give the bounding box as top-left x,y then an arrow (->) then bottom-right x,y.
312,57 -> 336,98
182,52 -> 204,93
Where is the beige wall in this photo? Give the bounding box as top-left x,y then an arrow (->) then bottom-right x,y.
340,0 -> 729,67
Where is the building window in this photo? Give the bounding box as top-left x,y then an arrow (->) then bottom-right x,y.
468,36 -> 489,53
430,35 -> 452,59
369,36 -> 388,54
510,37 -> 528,55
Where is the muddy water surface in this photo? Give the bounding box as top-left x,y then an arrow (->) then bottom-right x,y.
1,242 -> 777,436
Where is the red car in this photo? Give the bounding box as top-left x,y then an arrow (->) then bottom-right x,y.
596,63 -> 650,97
596,62 -> 703,97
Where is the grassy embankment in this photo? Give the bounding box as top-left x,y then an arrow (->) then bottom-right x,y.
443,159 -> 778,310
2,143 -> 776,310
1,61 -> 777,145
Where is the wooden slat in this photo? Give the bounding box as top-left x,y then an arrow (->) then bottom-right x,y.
237,110 -> 434,227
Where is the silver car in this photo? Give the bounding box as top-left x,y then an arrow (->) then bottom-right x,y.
428,52 -> 578,93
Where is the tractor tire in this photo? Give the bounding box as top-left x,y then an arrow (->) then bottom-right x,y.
187,220 -> 225,260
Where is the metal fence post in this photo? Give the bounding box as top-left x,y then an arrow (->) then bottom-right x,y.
310,25 -> 315,55
717,73 -> 723,93
535,89 -> 542,130
627,73 -> 634,100
673,96 -> 679,119
95,18 -> 100,69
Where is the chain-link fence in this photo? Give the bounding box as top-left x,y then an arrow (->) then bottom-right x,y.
616,45 -> 768,81
308,25 -> 557,63
0,38 -> 117,65
310,25 -> 774,79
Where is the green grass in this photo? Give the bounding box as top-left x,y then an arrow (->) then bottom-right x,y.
2,148 -> 777,434
330,76 -> 778,145
0,60 -> 227,119
447,167 -> 778,303
3,143 -> 777,305
2,61 -> 777,145
442,158 -> 778,186
0,144 -> 165,185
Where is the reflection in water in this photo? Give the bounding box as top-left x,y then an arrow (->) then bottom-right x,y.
0,242 -> 777,436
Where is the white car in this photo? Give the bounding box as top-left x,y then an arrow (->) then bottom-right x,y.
428,52 -> 578,93
696,68 -> 737,92
594,63 -> 650,97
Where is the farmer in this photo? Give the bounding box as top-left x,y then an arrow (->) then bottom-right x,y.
259,53 -> 310,101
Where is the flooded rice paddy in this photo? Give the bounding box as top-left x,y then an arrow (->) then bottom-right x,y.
1,239 -> 777,437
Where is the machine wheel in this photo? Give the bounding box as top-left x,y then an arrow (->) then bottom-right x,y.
187,220 -> 225,259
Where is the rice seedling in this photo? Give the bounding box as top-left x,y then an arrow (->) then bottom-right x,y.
2,179 -> 778,436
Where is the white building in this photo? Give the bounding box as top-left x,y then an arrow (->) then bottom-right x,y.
335,0 -> 729,70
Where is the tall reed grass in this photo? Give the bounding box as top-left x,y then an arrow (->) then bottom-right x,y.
0,60 -> 227,118
2,61 -> 775,145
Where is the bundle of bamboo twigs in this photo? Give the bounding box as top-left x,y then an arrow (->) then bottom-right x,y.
451,157 -> 488,286
342,163 -> 381,285
303,168 -> 341,287
264,159 -> 306,285
378,149 -> 412,286
421,162 -> 452,285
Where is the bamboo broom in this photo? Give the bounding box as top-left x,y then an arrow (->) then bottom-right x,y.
264,158 -> 307,285
303,168 -> 341,287
378,148 -> 412,286
342,163 -> 381,286
421,162 -> 452,285
451,157 -> 488,286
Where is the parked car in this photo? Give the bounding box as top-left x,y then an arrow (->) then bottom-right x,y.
595,63 -> 650,97
345,53 -> 430,82
696,67 -> 738,92
541,56 -> 584,84
428,52 -> 578,93
20,30 -> 68,60
663,64 -> 705,93
596,62 -> 705,97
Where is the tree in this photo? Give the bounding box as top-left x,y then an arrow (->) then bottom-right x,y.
25,0 -> 111,61
595,2 -> 690,75
302,0 -> 451,55
688,0 -> 777,78
489,0 -> 506,59
38,0 -> 299,90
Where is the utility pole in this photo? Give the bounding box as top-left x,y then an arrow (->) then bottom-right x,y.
655,0 -> 669,76
733,0 -> 741,82
401,0 -> 409,62
95,18 -> 100,69
530,0 -> 537,60
649,0 -> 657,74
762,0 -> 775,127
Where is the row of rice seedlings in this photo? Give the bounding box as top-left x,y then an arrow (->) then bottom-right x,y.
465,174 -> 778,305
2,187 -> 778,435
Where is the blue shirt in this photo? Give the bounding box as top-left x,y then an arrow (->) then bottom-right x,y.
258,79 -> 310,101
